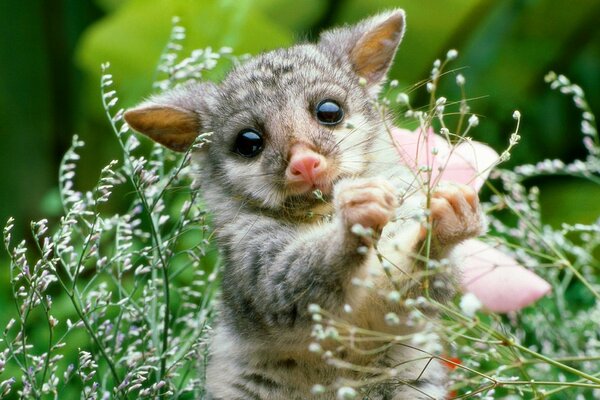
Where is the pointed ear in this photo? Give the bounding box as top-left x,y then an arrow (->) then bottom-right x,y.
124,83 -> 215,152
320,9 -> 405,92
124,106 -> 199,152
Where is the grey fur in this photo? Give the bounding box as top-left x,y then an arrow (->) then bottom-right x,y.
126,9 -> 484,399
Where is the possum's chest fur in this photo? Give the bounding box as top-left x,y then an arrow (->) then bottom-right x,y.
205,209 -> 450,400
206,324 -> 447,400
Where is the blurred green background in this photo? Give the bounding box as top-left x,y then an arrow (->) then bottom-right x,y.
0,1 -> 599,397
1,0 -> 600,262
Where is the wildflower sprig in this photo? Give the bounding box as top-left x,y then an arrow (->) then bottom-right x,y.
153,17 -> 237,92
1,27 -> 222,399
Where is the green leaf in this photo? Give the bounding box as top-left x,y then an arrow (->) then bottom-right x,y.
258,0 -> 326,33
94,0 -> 127,13
539,178 -> 600,227
76,0 -> 295,107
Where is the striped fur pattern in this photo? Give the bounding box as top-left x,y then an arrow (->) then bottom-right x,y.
126,9 -> 486,399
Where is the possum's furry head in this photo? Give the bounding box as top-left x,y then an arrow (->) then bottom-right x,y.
125,10 -> 406,215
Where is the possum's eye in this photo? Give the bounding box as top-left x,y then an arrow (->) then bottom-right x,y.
315,100 -> 344,126
234,129 -> 264,158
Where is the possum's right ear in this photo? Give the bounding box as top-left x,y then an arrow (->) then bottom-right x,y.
319,9 -> 405,95
124,83 -> 216,152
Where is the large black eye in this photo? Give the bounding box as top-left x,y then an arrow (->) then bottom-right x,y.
315,100 -> 344,125
234,129 -> 264,158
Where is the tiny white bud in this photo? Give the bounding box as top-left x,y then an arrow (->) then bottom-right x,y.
512,110 -> 521,119
387,291 -> 401,302
107,97 -> 118,108
311,385 -> 326,395
308,342 -> 322,353
396,93 -> 409,104
5,319 -> 15,331
337,387 -> 357,399
350,224 -> 372,237
509,133 -> 521,146
468,114 -> 479,127
582,120 -> 596,135
385,312 -> 400,326
446,49 -> 458,60
308,304 -> 321,314
456,74 -> 465,86
544,71 -> 557,83
460,293 -> 482,317
557,74 -> 570,85
356,246 -> 369,255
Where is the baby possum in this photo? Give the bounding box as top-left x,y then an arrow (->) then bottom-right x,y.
125,9 -> 484,400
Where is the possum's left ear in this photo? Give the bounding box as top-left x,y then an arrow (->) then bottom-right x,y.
320,9 -> 405,94
124,82 -> 216,152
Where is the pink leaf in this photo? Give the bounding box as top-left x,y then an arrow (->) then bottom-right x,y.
455,239 -> 552,313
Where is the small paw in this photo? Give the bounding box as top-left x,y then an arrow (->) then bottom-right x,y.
427,183 -> 484,246
334,177 -> 397,234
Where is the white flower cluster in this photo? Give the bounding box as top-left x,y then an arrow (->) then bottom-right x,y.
1,24 -> 222,399
153,18 -> 237,92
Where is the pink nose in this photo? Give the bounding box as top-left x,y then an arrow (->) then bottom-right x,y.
286,144 -> 327,184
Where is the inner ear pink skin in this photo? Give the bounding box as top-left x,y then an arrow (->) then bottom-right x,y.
286,143 -> 328,191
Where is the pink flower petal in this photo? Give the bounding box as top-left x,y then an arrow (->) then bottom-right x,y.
392,127 -> 499,192
393,127 -> 551,312
440,141 -> 499,191
434,149 -> 478,189
392,127 -> 446,185
392,127 -> 434,169
455,239 -> 552,313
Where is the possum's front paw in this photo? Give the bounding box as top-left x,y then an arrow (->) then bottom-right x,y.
334,178 -> 397,234
428,183 -> 485,247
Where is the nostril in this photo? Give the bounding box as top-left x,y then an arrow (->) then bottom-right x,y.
291,166 -> 302,176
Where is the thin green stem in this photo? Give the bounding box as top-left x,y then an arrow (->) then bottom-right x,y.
436,301 -> 600,385
510,342 -> 600,385
487,183 -> 600,301
68,289 -> 125,398
100,73 -> 172,386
